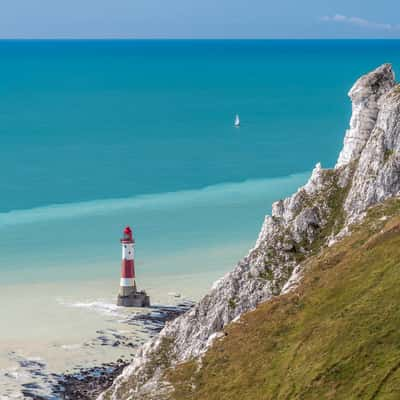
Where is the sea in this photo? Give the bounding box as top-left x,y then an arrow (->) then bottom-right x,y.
1,39 -> 400,398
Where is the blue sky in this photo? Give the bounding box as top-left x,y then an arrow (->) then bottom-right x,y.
0,0 -> 399,38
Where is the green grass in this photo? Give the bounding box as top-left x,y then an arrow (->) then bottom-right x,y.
168,198 -> 400,400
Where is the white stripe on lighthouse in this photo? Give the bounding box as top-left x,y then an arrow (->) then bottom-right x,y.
122,244 -> 134,260
120,278 -> 135,287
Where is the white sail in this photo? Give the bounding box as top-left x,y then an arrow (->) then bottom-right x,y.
234,114 -> 240,127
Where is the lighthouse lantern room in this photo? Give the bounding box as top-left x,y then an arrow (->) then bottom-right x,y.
117,226 -> 150,307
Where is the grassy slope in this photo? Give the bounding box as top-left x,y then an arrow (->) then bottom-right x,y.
168,198 -> 400,400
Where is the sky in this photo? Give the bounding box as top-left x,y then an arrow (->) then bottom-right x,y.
0,0 -> 399,39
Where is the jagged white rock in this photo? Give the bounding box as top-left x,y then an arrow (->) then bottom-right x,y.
100,64 -> 400,400
336,64 -> 395,168
343,78 -> 400,222
281,264 -> 302,295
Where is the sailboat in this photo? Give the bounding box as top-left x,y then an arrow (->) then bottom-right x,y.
234,114 -> 240,127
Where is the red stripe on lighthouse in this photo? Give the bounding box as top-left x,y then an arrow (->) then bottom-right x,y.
121,259 -> 135,278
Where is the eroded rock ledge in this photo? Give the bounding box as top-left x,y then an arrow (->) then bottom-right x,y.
99,64 -> 400,400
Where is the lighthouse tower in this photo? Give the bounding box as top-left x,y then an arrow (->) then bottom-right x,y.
119,226 -> 136,294
117,226 -> 150,307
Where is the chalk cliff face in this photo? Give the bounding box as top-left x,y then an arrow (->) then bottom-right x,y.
100,64 -> 400,400
343,73 -> 400,222
336,63 -> 396,168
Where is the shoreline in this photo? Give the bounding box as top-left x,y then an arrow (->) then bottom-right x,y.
0,274 -> 224,398
27,301 -> 194,400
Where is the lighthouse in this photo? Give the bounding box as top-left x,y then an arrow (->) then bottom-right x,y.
117,226 -> 150,307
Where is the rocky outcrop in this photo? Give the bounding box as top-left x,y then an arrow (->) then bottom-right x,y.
336,63 -> 395,167
343,83 -> 400,222
99,64 -> 400,400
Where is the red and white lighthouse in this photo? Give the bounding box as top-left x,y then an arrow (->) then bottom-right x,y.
120,226 -> 136,292
117,226 -> 150,307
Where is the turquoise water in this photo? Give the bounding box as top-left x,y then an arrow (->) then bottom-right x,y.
0,173 -> 309,284
2,40 -> 400,397
1,40 -> 400,286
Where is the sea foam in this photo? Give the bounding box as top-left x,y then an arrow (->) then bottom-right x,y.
0,172 -> 309,228
58,299 -> 126,319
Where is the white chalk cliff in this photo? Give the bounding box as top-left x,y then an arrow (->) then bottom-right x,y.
99,64 -> 400,400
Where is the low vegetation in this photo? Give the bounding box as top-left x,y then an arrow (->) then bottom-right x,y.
168,198 -> 400,400
384,149 -> 394,163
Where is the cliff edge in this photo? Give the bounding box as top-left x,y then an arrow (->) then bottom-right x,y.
100,64 -> 400,400
168,197 -> 400,399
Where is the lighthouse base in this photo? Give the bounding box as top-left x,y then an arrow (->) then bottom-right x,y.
117,288 -> 150,308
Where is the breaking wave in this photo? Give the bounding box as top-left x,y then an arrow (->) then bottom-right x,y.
57,299 -> 127,319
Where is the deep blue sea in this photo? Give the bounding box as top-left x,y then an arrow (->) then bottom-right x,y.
1,40 -> 400,286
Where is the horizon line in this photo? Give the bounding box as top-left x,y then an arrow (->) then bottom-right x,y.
0,37 -> 400,41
